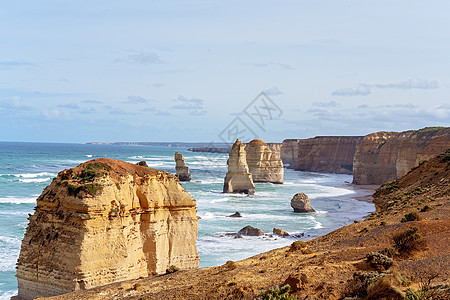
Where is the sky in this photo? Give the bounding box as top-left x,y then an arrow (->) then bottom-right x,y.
1,0 -> 450,143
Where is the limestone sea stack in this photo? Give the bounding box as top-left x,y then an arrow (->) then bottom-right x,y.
174,152 -> 191,181
245,139 -> 284,184
16,158 -> 199,299
291,193 -> 315,213
223,139 -> 255,195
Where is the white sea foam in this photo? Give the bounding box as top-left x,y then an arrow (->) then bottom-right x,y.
0,290 -> 18,300
19,178 -> 51,183
86,154 -> 93,158
0,236 -> 20,272
0,197 -> 37,204
210,198 -> 228,203
15,172 -> 56,178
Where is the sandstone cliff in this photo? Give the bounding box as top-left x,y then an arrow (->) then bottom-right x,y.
245,139 -> 283,184
45,150 -> 450,300
353,127 -> 450,185
174,152 -> 191,181
16,158 -> 199,299
223,139 -> 255,194
281,136 -> 363,174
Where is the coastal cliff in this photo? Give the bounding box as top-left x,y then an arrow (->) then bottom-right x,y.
45,150 -> 450,300
16,158 -> 199,299
245,139 -> 283,184
223,139 -> 255,194
353,127 -> 450,185
281,136 -> 363,174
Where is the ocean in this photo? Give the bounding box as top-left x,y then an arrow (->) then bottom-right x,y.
0,142 -> 375,299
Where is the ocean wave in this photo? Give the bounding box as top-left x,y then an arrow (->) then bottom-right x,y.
13,172 -> 56,179
19,178 -> 51,183
0,197 -> 37,204
210,198 -> 229,203
86,154 -> 93,158
0,235 -> 21,272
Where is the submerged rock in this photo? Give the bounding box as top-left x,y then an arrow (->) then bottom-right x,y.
245,139 -> 284,184
16,158 -> 199,299
273,228 -> 290,237
223,139 -> 255,195
291,193 -> 315,213
238,225 -> 263,236
228,211 -> 242,218
175,152 -> 191,181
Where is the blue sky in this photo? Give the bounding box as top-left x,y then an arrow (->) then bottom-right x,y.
1,1 -> 449,143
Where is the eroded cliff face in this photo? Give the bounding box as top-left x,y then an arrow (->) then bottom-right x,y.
223,139 -> 255,194
281,136 -> 363,174
245,139 -> 283,184
353,128 -> 450,185
16,158 -> 199,300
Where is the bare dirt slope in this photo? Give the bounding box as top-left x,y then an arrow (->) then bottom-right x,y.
44,150 -> 450,300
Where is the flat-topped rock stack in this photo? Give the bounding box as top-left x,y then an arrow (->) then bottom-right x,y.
16,158 -> 199,299
174,152 -> 191,181
223,139 -> 255,195
245,139 -> 284,184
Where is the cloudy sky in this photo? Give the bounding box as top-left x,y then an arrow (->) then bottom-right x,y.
1,1 -> 449,143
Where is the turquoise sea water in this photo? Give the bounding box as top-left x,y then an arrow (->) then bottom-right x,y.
0,142 -> 375,299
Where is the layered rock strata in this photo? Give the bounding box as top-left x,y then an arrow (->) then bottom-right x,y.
353,127 -> 450,185
281,136 -> 363,174
223,139 -> 255,194
174,152 -> 191,181
245,139 -> 284,184
16,158 -> 199,299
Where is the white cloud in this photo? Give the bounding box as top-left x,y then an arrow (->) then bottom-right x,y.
374,78 -> 438,90
125,96 -> 150,104
172,95 -> 204,110
332,78 -> 439,97
332,84 -> 371,96
251,62 -> 295,70
263,86 -> 283,96
115,52 -> 163,65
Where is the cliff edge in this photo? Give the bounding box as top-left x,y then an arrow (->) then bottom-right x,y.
353,127 -> 450,185
16,158 -> 199,299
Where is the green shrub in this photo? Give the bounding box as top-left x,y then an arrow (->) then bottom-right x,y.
401,212 -> 422,223
255,285 -> 295,300
366,252 -> 394,271
393,227 -> 427,256
79,162 -> 111,181
290,241 -> 307,251
165,265 -> 179,274
420,205 -> 433,212
439,149 -> 450,163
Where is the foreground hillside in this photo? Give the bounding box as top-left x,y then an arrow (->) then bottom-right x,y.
46,150 -> 450,300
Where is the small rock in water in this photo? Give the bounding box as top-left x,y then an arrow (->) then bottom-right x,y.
237,225 -> 263,236
291,193 -> 315,213
228,211 -> 242,218
273,228 -> 290,237
234,235 -> 242,239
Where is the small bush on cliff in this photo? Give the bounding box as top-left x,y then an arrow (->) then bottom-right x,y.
80,162 -> 111,181
401,212 -> 422,223
290,241 -> 307,251
165,265 -> 180,274
366,252 -> 394,271
393,227 -> 427,256
255,285 -> 295,300
67,183 -> 103,197
439,148 -> 450,163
